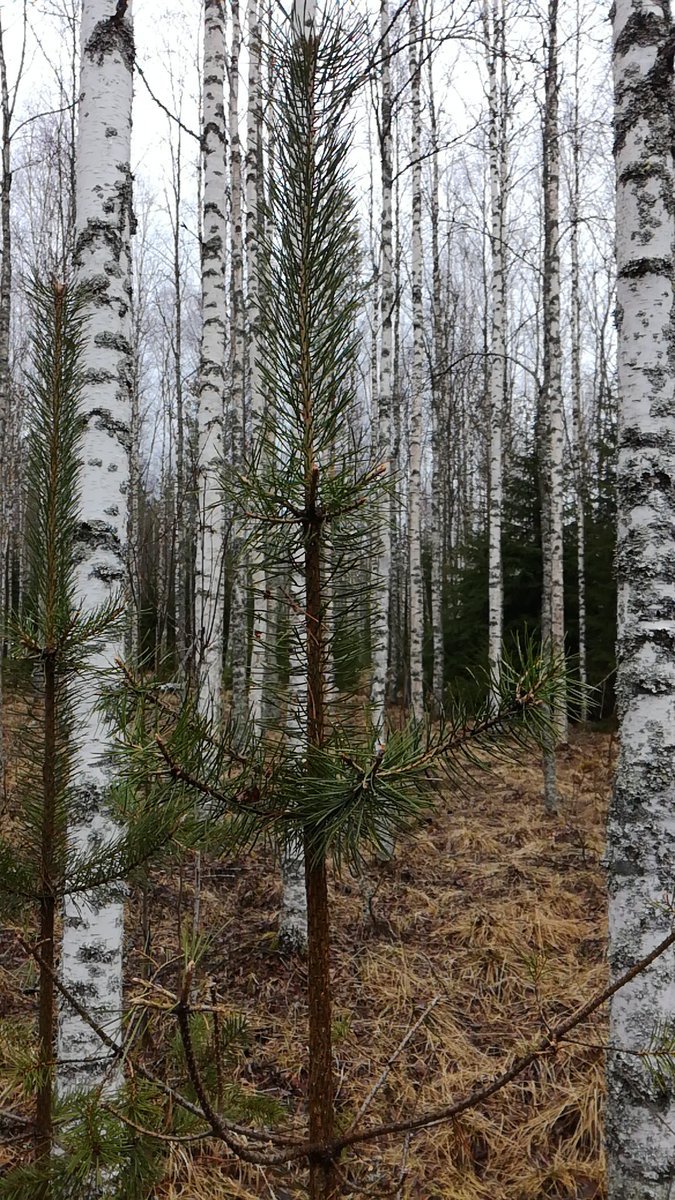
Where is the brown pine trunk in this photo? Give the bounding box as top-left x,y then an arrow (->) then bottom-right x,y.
36,648 -> 57,1160
303,484 -> 336,1200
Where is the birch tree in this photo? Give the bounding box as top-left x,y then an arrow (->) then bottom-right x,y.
569,0 -> 588,720
539,0 -> 566,813
57,0 -> 134,1095
408,0 -> 424,720
196,0 -> 227,721
245,0 -> 266,734
484,0 -> 508,701
428,34 -> 446,712
229,0 -> 248,726
370,0 -> 393,739
607,1 -> 675,1193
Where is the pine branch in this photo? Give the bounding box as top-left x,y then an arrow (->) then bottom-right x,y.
16,934 -> 294,1158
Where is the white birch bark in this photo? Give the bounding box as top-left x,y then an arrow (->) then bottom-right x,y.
57,0 -> 134,1095
570,0 -> 587,721
229,0 -> 248,727
539,0 -> 564,814
484,0 -> 507,705
388,118 -> 404,705
170,128 -> 187,678
279,583 -> 308,951
408,0 -> 424,721
245,0 -> 265,735
369,0 -> 393,740
542,0 -> 567,743
428,46 -> 445,714
607,4 -> 675,1194
128,294 -> 141,668
196,0 -> 227,723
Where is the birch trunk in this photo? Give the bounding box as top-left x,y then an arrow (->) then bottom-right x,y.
541,0 -> 567,742
369,0 -> 393,739
388,116 -> 404,706
484,0 -> 508,704
279,582 -> 308,951
128,292 -> 141,668
228,0 -> 248,727
171,127 -> 187,677
539,0 -> 564,813
607,4 -> 675,1194
57,0 -> 134,1094
245,0 -> 265,735
408,0 -> 424,721
196,0 -> 227,722
428,43 -> 445,713
570,0 -> 587,721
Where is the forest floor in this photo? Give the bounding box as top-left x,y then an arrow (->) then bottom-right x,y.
0,688 -> 613,1199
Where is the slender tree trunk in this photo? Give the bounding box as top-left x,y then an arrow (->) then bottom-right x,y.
570,0 -> 587,721
246,0 -> 266,735
428,44 -> 446,713
280,580 -> 309,950
485,0 -> 508,704
229,0 -> 248,726
171,127 -> 187,678
36,646 -> 57,1159
57,0 -> 134,1096
408,0 -> 424,721
388,116 -> 404,706
539,0 -> 564,813
197,0 -> 227,722
155,439 -> 171,672
370,0 -> 393,738
608,3 -> 675,1194
128,296 -> 141,668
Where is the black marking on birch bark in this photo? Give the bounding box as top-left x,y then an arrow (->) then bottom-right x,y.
86,370 -> 116,389
202,118 -> 227,154
116,165 -> 137,237
94,330 -> 130,355
620,426 -> 675,452
68,978 -> 99,1001
89,406 -> 131,450
614,11 -> 668,60
84,16 -> 134,72
75,519 -> 123,556
620,468 -> 674,507
74,225 -> 126,272
202,232 -> 225,260
63,910 -> 87,930
619,256 -> 673,279
77,942 -> 118,965
616,544 -> 675,589
620,160 -> 673,188
105,126 -> 118,138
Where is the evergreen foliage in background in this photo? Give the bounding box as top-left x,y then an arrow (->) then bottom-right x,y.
440,448 -> 616,717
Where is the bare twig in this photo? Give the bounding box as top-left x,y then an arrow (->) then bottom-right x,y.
135,61 -> 200,143
102,1105 -> 210,1144
348,996 -> 442,1130
326,923 -> 675,1156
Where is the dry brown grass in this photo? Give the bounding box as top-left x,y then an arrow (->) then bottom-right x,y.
0,696 -> 613,1198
